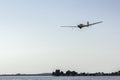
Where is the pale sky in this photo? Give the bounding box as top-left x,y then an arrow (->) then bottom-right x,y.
0,0 -> 120,74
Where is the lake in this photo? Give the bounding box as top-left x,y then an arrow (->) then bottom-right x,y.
0,76 -> 120,80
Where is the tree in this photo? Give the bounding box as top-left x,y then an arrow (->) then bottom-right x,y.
71,71 -> 78,76
66,70 -> 71,76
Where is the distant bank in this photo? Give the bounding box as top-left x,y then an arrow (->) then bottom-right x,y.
0,73 -> 52,76
0,70 -> 120,76
52,69 -> 120,76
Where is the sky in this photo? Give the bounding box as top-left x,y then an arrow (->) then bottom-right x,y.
0,0 -> 120,74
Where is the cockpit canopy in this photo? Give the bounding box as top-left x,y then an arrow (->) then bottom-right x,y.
78,24 -> 84,28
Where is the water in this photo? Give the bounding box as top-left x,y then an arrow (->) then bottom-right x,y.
0,76 -> 120,80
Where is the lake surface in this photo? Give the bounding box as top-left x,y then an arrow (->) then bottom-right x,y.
0,76 -> 120,80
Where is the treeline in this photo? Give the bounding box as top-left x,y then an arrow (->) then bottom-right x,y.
52,69 -> 120,76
